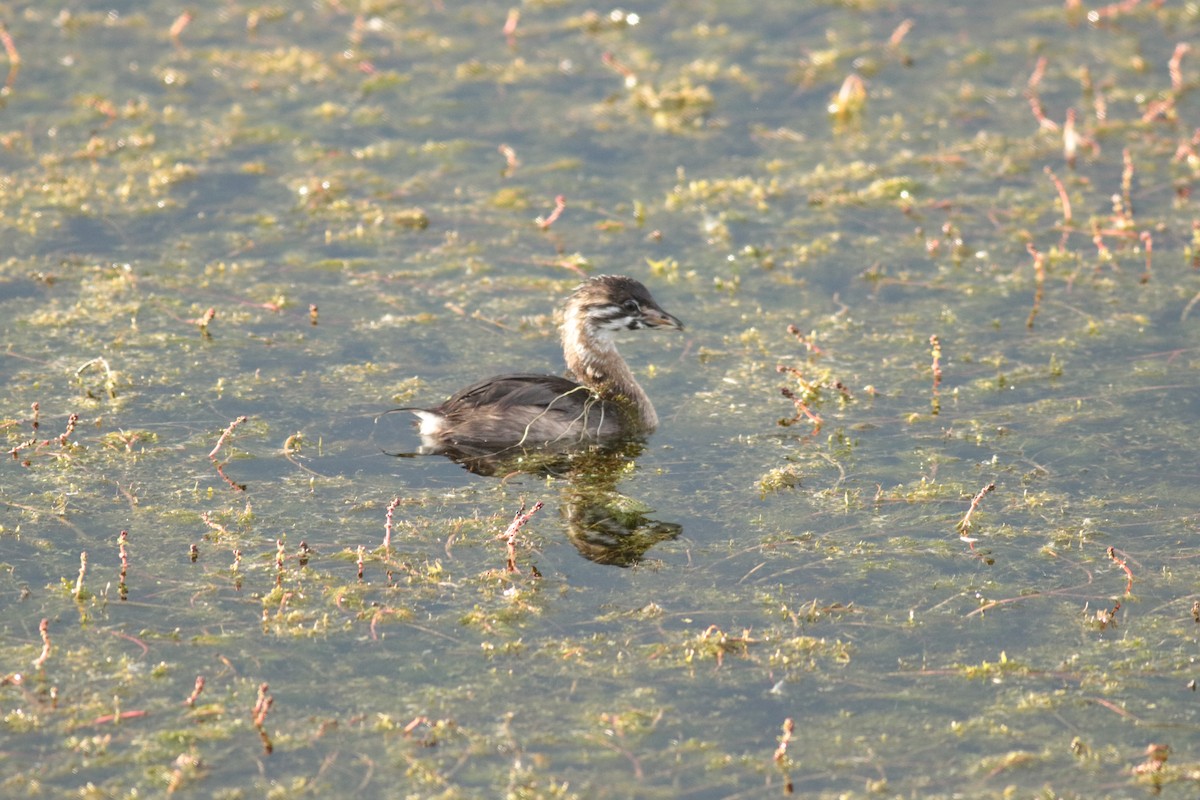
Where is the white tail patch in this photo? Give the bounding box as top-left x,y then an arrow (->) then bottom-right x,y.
412,410 -> 447,438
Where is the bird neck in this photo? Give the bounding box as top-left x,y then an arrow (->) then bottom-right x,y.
562,308 -> 658,431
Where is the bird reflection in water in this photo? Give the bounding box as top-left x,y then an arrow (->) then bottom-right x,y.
391,438 -> 680,567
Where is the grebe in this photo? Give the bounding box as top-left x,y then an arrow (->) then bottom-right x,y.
403,275 -> 682,459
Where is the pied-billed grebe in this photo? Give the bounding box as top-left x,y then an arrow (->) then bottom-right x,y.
404,275 -> 682,457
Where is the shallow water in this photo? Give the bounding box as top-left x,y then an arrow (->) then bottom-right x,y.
2,1 -> 1200,797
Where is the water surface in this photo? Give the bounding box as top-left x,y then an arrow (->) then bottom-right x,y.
2,1 -> 1199,797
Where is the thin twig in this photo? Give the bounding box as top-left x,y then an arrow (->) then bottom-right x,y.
383,497 -> 401,552
929,334 -> 943,415
1139,230 -> 1152,284
929,334 -> 943,388
183,676 -> 205,707
498,143 -> 520,176
778,386 -> 823,432
1107,546 -> 1135,595
0,22 -> 20,89
502,9 -> 520,46
773,717 -> 795,763
74,551 -> 88,600
536,195 -> 566,230
168,11 -> 192,47
1170,42 -> 1190,93
252,682 -> 274,754
956,482 -> 996,544
1044,166 -> 1072,224
208,416 -> 247,459
31,619 -> 51,669
209,416 -> 248,491
1026,244 -> 1045,330
498,500 -> 544,573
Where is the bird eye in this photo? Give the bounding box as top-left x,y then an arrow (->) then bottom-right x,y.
622,299 -> 640,313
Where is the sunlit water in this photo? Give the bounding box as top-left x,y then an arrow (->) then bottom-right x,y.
2,1 -> 1199,797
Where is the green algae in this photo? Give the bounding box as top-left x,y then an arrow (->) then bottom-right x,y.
3,0 -> 1200,797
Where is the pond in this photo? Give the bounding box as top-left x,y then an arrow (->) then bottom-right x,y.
2,1 -> 1199,797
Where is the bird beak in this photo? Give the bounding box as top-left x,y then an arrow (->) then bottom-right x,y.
642,306 -> 684,331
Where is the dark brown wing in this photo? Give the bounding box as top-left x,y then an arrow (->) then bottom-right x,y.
416,373 -> 631,455
435,373 -> 591,413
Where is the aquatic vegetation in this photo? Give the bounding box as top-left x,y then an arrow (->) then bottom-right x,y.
2,1 -> 1200,797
